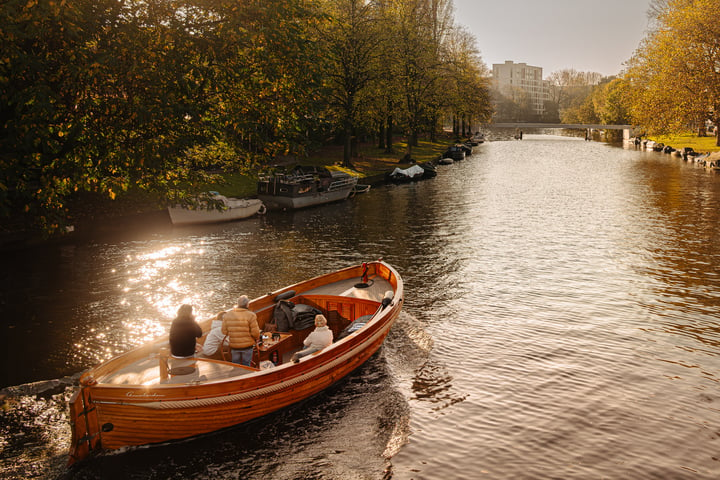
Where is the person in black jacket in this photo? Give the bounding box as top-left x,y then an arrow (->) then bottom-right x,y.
169,304 -> 202,358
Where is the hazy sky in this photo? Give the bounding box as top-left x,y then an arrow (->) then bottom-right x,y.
453,0 -> 653,78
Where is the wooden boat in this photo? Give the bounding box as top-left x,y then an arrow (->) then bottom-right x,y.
167,193 -> 266,226
256,165 -> 358,210
67,260 -> 403,465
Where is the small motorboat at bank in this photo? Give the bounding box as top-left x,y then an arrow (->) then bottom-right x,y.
419,162 -> 437,178
167,193 -> 265,226
68,260 -> 404,465
386,164 -> 425,183
257,165 -> 357,210
680,147 -> 699,160
470,132 -> 485,145
443,145 -> 465,161
694,153 -> 718,169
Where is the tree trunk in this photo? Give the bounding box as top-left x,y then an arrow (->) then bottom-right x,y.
343,121 -> 353,168
405,134 -> 413,158
350,127 -> 358,158
378,121 -> 385,149
384,112 -> 394,154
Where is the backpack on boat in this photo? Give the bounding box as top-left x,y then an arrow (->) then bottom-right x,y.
272,300 -> 295,332
271,300 -> 322,332
291,304 -> 322,330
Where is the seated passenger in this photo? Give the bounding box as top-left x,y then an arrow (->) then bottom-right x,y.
169,304 -> 202,359
291,314 -> 333,363
199,311 -> 229,358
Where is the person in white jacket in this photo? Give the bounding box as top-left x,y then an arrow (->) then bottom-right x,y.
199,312 -> 229,358
291,314 -> 333,363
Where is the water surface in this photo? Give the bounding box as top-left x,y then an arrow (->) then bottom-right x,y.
2,135 -> 720,479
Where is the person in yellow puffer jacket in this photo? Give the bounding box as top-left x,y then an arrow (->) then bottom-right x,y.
221,295 -> 260,366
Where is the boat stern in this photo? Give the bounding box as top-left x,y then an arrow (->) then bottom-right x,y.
67,375 -> 101,466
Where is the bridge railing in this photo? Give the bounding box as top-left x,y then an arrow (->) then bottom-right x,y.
488,122 -> 634,131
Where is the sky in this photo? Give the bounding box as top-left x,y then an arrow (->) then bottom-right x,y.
452,0 -> 653,78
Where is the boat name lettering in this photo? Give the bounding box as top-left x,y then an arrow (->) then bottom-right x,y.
125,392 -> 166,398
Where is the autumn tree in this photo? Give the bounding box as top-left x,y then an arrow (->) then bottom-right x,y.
547,69 -> 603,122
315,0 -> 383,167
625,0 -> 720,144
1,0 -> 494,234
0,0 -> 323,233
390,0 -> 449,157
593,78 -> 631,125
442,26 -> 492,138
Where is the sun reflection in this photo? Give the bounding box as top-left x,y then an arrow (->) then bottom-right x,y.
72,243 -> 224,367
123,318 -> 166,344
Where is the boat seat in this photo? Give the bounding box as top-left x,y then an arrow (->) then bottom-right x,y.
158,350 -> 199,380
169,366 -> 196,376
168,356 -> 197,376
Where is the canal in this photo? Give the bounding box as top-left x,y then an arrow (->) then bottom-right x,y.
2,134 -> 720,479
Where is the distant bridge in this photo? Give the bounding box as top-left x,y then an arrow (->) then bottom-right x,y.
490,122 -> 634,131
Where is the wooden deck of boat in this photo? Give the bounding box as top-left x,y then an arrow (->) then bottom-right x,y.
98,356 -> 252,386
303,274 -> 392,302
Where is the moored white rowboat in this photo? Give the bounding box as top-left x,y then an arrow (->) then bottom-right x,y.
167,194 -> 265,225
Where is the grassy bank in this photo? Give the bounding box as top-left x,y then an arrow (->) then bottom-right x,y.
650,132 -> 720,152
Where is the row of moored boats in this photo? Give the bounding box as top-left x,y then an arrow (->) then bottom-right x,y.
169,133 -> 486,225
628,137 -> 720,171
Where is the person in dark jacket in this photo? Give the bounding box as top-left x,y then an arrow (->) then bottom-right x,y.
169,304 -> 202,358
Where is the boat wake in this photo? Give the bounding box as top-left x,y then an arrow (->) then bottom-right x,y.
0,377 -> 80,480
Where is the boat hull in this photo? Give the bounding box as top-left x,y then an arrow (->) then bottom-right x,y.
68,261 -> 403,464
258,186 -> 353,210
168,198 -> 264,225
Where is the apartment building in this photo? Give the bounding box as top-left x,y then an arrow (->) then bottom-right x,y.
492,60 -> 550,118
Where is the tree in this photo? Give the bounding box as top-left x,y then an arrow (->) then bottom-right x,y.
316,0 -> 383,167
0,0 -> 325,233
593,78 -> 631,126
391,0 -> 449,157
546,69 -> 603,122
442,26 -> 492,137
625,0 -> 720,145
